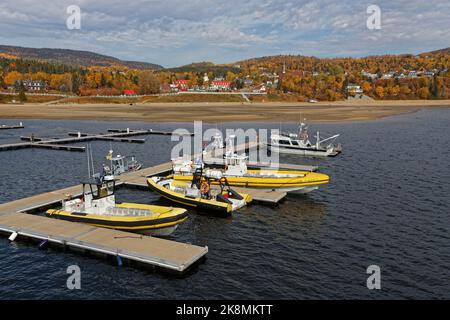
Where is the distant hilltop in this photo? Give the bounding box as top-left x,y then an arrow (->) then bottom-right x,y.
427,47 -> 450,55
0,45 -> 163,70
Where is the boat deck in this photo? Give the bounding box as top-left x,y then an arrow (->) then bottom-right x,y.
203,157 -> 317,172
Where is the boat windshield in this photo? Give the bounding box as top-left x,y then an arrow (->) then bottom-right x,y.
85,180 -> 116,199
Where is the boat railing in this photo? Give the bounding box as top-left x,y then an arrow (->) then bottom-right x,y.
105,207 -> 156,217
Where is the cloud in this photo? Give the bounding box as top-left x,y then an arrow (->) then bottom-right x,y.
0,0 -> 448,66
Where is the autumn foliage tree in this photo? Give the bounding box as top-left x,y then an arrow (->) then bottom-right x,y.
138,71 -> 160,95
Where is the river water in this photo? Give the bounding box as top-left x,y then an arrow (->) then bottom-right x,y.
0,108 -> 449,299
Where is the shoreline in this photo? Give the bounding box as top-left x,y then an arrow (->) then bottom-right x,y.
0,100 -> 449,123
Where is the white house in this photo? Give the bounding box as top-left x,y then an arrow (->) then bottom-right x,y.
346,84 -> 363,94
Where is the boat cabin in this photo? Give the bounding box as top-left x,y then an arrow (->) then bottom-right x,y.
224,152 -> 248,176
62,176 -> 117,214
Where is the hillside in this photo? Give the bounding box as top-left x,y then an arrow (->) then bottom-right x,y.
428,47 -> 450,55
0,45 -> 163,70
164,61 -> 240,74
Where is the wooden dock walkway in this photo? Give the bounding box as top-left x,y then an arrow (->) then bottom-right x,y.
0,213 -> 207,273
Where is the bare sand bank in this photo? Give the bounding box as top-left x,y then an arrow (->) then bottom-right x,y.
0,100 -> 449,123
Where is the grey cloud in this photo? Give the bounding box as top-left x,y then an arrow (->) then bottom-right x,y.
0,0 -> 448,66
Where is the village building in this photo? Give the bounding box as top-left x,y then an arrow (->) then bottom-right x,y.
159,83 -> 171,93
14,79 -> 46,91
173,79 -> 189,91
381,71 -> 396,79
362,70 -> 378,80
123,89 -> 136,95
210,80 -> 232,91
243,78 -> 253,87
252,84 -> 267,93
408,71 -> 418,78
346,84 -> 363,94
203,73 -> 209,83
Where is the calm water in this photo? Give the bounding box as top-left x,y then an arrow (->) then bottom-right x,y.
0,108 -> 449,299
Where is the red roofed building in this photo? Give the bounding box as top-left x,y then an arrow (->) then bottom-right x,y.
210,80 -> 232,91
123,89 -> 136,95
173,79 -> 189,91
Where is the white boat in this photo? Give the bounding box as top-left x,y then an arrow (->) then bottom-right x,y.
102,149 -> 142,176
268,122 -> 342,157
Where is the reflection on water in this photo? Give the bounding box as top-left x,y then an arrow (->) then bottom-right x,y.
1,108 -> 450,299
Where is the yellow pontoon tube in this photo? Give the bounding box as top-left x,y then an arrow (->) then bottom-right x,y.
173,170 -> 330,194
147,177 -> 252,215
47,203 -> 188,237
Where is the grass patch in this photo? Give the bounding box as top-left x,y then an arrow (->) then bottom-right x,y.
25,95 -> 65,103
146,93 -> 245,103
59,96 -> 142,104
265,93 -> 308,102
0,94 -> 66,104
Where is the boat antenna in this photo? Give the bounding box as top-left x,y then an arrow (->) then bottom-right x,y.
86,144 -> 91,179
109,142 -> 113,172
89,143 -> 95,178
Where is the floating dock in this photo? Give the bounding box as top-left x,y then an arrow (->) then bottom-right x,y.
0,213 -> 207,273
0,128 -> 193,152
0,123 -> 24,130
0,180 -> 207,274
0,152 -> 284,273
0,135 -> 304,273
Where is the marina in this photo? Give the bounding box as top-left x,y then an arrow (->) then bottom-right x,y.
0,163 -> 209,273
0,128 -> 193,152
0,111 -> 449,299
0,0 -> 448,302
0,135 -> 288,273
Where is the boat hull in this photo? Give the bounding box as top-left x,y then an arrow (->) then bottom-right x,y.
267,144 -> 341,157
147,178 -> 252,215
46,203 -> 188,237
173,170 -> 329,193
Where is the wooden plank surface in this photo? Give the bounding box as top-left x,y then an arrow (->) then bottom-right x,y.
0,213 -> 207,272
0,185 -> 84,215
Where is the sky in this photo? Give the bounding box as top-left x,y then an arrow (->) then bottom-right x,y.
0,0 -> 449,67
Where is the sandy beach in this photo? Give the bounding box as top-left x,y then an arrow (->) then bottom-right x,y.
1,100 -> 449,123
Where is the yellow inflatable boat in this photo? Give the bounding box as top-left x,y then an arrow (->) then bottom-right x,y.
147,176 -> 252,215
172,153 -> 329,194
46,177 -> 188,236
